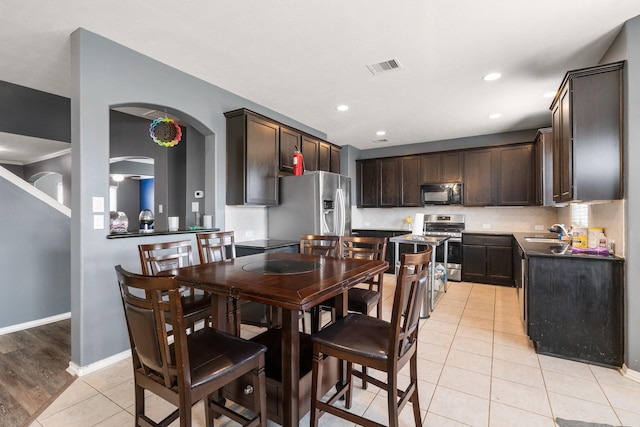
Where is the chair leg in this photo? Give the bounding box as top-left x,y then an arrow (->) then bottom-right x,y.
310,350 -> 323,427
252,363 -> 267,427
387,371 -> 399,427
134,382 -> 145,424
361,366 -> 368,390
345,361 -> 354,409
410,354 -> 423,426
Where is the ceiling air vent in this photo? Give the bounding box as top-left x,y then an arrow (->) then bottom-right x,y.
372,138 -> 389,144
366,58 -> 402,75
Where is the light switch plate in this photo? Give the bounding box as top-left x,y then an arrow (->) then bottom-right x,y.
535,225 -> 544,231
92,197 -> 104,213
191,202 -> 199,212
93,214 -> 104,229
482,224 -> 491,229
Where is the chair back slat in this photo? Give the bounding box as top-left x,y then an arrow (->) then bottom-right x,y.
390,248 -> 432,360
115,265 -> 185,388
138,240 -> 194,275
300,234 -> 341,257
196,231 -> 236,264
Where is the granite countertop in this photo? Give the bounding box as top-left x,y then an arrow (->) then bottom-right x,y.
235,239 -> 299,250
512,232 -> 623,260
107,228 -> 220,239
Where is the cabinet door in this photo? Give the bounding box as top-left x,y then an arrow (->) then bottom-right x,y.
553,86 -> 572,202
462,244 -> 487,282
301,135 -> 319,171
463,149 -> 494,206
279,127 -> 301,173
487,245 -> 513,284
441,152 -> 463,182
420,153 -> 441,184
400,156 -> 421,207
318,141 -> 331,171
246,115 -> 279,205
330,145 -> 341,173
379,158 -> 399,207
496,144 -> 534,206
357,160 -> 379,207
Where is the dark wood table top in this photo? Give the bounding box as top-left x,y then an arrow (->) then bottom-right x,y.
174,252 -> 388,311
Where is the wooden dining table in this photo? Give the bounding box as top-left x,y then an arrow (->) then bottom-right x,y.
173,251 -> 388,427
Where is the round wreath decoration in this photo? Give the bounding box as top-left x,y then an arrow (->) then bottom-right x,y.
149,117 -> 182,147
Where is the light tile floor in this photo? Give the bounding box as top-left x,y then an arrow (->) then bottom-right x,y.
30,276 -> 640,427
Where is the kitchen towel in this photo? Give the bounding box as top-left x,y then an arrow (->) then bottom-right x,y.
412,213 -> 424,235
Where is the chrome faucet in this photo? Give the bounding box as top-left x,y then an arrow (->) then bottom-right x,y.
549,223 -> 570,239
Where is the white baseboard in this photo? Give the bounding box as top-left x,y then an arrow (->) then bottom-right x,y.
67,349 -> 131,377
0,312 -> 71,336
621,364 -> 640,383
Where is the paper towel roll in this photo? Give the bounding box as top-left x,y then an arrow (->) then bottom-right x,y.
412,213 -> 424,235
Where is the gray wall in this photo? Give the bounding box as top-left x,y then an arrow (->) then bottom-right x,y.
24,154 -> 72,207
69,28 -> 327,367
621,16 -> 640,371
0,175 -> 70,327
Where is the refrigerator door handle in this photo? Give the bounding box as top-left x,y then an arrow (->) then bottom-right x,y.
336,188 -> 346,236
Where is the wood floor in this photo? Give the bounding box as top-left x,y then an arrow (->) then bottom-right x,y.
0,319 -> 74,427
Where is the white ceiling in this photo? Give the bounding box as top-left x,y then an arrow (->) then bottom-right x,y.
1,1 -> 639,164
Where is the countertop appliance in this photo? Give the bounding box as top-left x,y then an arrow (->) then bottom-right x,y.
268,171 -> 351,241
421,183 -> 463,205
422,214 -> 465,281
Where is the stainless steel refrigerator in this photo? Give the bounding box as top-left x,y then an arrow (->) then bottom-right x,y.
268,171 -> 351,240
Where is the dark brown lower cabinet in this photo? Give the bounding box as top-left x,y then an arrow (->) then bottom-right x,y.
527,255 -> 624,367
462,233 -> 513,286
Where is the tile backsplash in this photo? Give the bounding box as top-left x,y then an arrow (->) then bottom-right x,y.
352,205 -> 559,233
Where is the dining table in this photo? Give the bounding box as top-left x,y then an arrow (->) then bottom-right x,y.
173,251 -> 388,427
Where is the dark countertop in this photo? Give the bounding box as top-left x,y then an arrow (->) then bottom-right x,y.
512,232 -> 623,261
235,239 -> 299,250
107,228 -> 220,239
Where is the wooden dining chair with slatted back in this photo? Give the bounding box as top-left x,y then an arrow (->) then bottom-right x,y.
317,235 -> 388,388
299,234 -> 341,333
196,231 -> 276,334
310,248 -> 432,427
115,265 -> 267,427
138,240 -> 212,331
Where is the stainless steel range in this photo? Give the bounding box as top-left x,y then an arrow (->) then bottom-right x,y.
422,214 -> 465,281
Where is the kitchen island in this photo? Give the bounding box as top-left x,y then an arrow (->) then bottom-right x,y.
513,233 -> 624,367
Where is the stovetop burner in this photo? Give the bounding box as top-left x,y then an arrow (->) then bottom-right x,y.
422,214 -> 465,237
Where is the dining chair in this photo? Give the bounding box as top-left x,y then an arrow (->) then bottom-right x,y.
299,234 -> 341,333
317,235 -> 388,387
196,231 -> 236,263
196,231 -> 276,333
138,240 -> 212,330
115,265 -> 267,427
310,247 -> 432,427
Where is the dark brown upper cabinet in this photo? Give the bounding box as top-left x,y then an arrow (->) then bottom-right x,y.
357,159 -> 379,207
464,144 -> 534,207
301,135 -> 319,172
420,152 -> 462,184
330,145 -> 341,173
318,141 -> 330,172
550,61 -> 624,203
225,109 -> 279,206
279,126 -> 301,174
400,156 -> 422,207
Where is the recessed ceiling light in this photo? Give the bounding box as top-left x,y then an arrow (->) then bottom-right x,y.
336,105 -> 349,112
376,130 -> 386,136
543,91 -> 557,98
483,72 -> 502,81
488,113 -> 502,119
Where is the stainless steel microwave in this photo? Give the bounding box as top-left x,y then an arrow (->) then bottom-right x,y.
421,183 -> 463,205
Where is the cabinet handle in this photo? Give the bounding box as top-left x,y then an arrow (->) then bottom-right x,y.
243,385 -> 254,395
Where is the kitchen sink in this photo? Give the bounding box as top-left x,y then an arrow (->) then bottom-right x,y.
524,237 -> 564,243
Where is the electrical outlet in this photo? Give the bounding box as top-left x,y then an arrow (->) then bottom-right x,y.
158,204 -> 163,213
482,224 -> 491,229
535,225 -> 544,231
245,230 -> 254,237
364,222 -> 371,226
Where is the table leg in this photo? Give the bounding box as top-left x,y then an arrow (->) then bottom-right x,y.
430,245 -> 436,312
281,308 -> 300,427
394,241 -> 400,278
